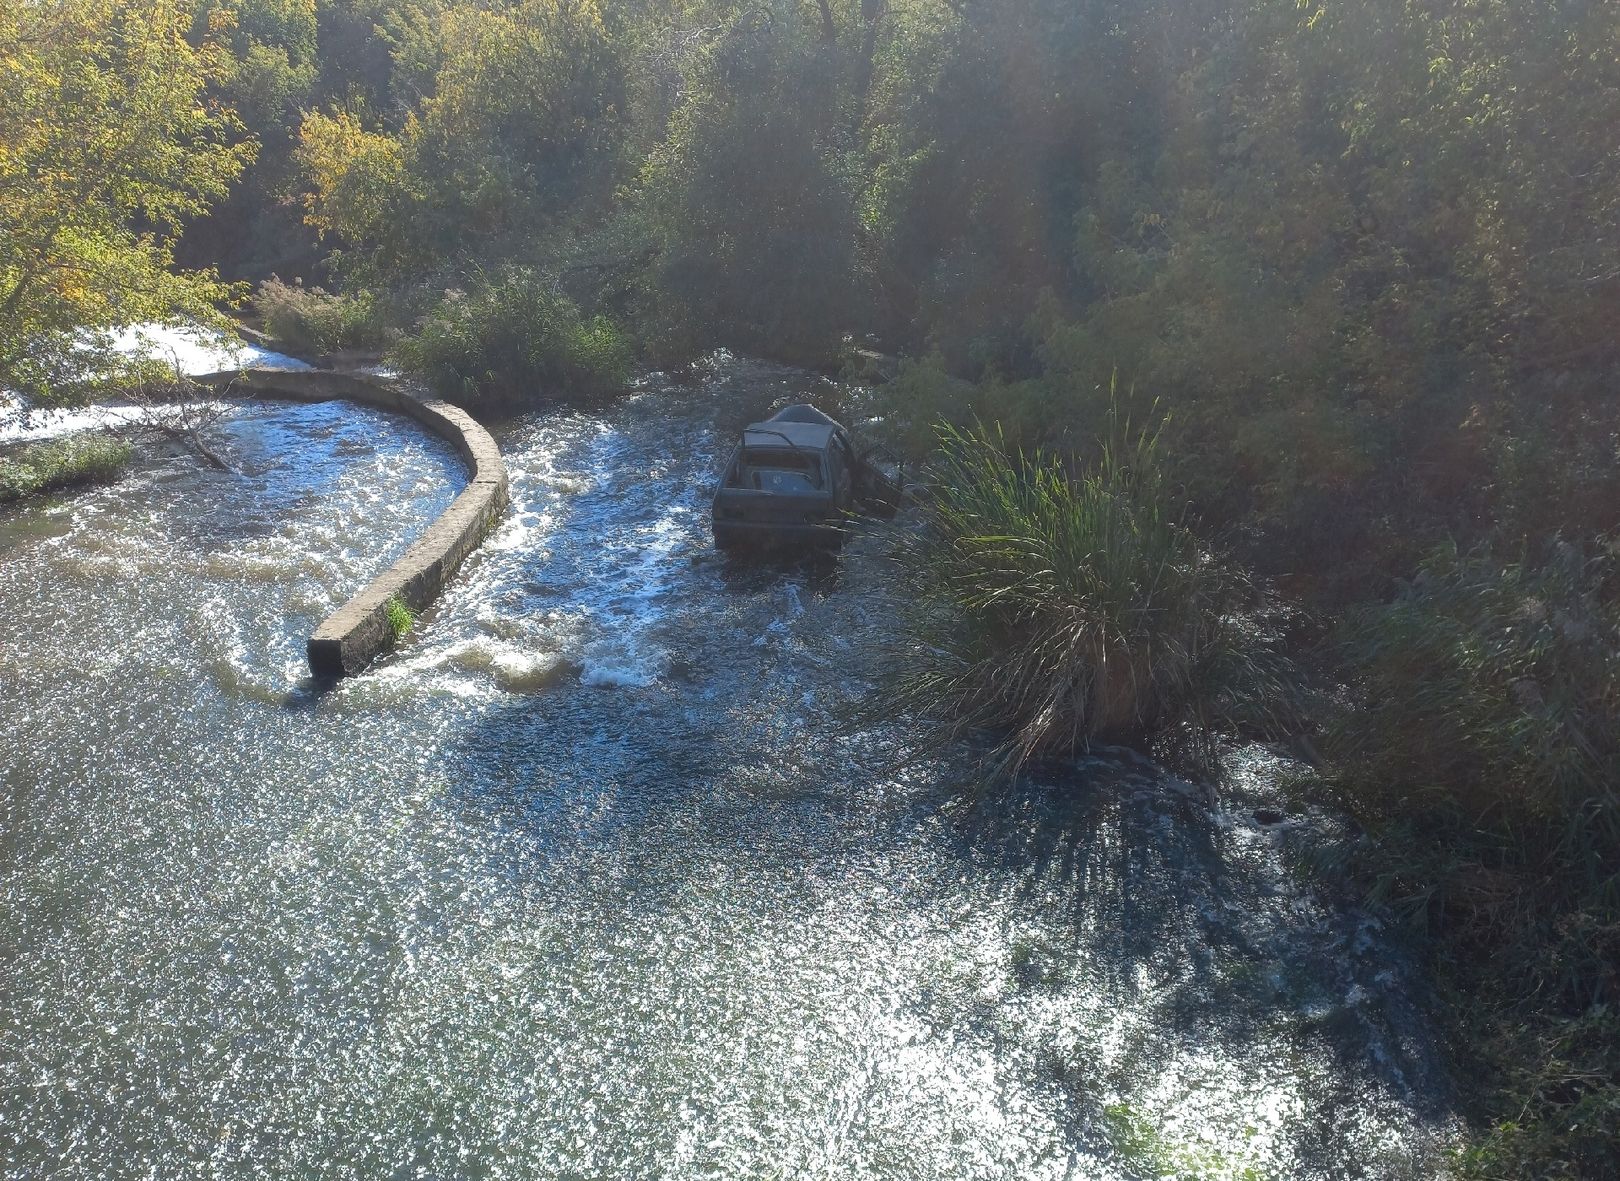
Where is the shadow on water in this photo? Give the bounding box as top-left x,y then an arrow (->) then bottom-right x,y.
420,359 -> 1459,1173
351,356 -> 1458,1172
713,545 -> 844,594
283,675 -> 338,709
439,625 -> 1459,1173
952,751 -> 1458,1123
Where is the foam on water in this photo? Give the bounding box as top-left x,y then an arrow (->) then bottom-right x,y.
2,323 -> 310,444
0,398 -> 135,444
576,501 -> 695,688
110,322 -> 312,376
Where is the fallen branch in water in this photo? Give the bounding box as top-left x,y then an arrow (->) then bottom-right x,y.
123,358 -> 234,472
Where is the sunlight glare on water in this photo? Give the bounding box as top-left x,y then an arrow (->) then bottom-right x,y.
0,358 -> 1457,1178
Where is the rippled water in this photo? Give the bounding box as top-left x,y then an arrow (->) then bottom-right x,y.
0,357 -> 1458,1178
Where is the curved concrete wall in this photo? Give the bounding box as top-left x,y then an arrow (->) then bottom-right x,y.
195,369 -> 509,677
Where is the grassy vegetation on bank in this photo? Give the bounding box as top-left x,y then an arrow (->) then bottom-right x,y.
389,268 -> 630,410
254,277 -> 386,358
0,435 -> 132,504
1332,542 -> 1620,1178
882,395 -> 1618,1176
384,595 -> 414,643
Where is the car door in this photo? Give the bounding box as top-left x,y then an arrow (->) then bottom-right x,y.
829,436 -> 855,510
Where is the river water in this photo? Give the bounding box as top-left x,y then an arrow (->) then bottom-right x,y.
1,356 -> 1456,1178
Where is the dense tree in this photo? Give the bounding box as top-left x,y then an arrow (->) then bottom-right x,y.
0,0 -> 253,399
629,2 -> 858,363
295,0 -> 624,288
176,0 -> 321,278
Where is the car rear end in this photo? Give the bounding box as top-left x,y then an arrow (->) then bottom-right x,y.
712,443 -> 841,549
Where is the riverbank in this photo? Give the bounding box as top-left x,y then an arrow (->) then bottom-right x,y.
864,366 -> 1620,1177
0,435 -> 131,504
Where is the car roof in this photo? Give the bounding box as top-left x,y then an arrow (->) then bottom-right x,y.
741,420 -> 837,451
770,404 -> 843,427
741,404 -> 848,451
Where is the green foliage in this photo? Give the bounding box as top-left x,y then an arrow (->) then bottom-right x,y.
1102,1101 -> 1268,1181
255,277 -> 382,355
383,595 -> 414,642
176,0 -> 321,279
628,4 -> 860,365
871,350 -> 1097,461
295,107 -> 421,283
891,405 -> 1285,780
392,268 -> 629,407
295,0 -> 623,289
1453,1009 -> 1620,1181
0,0 -> 254,402
201,0 -> 319,139
0,435 -> 133,504
1331,541 -> 1620,1178
1332,542 -> 1620,988
1333,542 -> 1620,906
860,0 -> 1118,372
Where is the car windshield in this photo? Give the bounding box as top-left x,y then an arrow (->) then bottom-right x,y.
732,448 -> 824,494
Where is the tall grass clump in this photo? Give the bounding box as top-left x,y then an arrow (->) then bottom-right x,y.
255,277 -> 384,357
892,405 -> 1285,781
0,434 -> 132,503
392,267 -> 631,409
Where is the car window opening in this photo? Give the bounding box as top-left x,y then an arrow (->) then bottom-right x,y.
732,448 -> 824,493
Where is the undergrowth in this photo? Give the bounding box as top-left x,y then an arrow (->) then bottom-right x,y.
0,434 -> 132,503
1331,540 -> 1620,1177
392,267 -> 630,409
256,277 -> 384,357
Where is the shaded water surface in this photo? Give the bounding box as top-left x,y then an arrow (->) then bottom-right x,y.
0,358 -> 1456,1178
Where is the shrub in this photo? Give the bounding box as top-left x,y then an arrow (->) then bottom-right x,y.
255,276 -> 383,356
1452,1008 -> 1620,1181
868,353 -> 984,457
1333,541 -> 1620,922
0,434 -> 132,503
867,352 -> 1113,466
392,268 -> 630,409
890,405 -> 1286,781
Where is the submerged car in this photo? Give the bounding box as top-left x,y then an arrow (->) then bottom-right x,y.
711,404 -> 901,549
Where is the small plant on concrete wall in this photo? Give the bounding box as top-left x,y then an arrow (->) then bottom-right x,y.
384,596 -> 414,643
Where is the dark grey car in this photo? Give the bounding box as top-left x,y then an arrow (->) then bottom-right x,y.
711,405 -> 899,549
